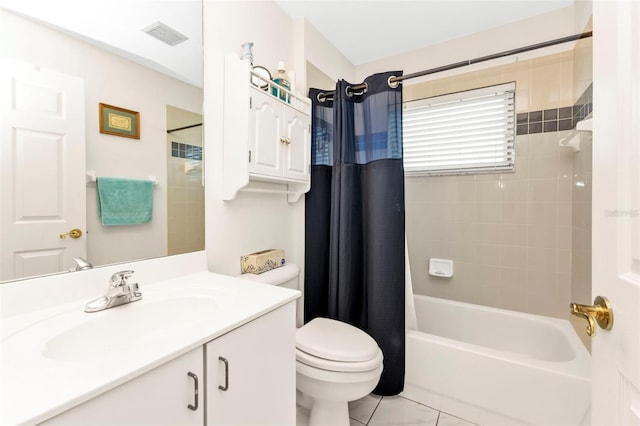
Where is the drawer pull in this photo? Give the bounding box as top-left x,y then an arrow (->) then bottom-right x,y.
187,372 -> 199,411
218,356 -> 229,391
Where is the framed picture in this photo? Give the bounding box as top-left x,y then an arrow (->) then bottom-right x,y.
99,103 -> 140,139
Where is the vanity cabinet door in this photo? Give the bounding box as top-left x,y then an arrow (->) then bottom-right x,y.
248,89 -> 284,178
282,109 -> 310,182
206,302 -> 296,426
42,347 -> 204,425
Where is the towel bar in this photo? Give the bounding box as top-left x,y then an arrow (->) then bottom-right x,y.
86,171 -> 158,187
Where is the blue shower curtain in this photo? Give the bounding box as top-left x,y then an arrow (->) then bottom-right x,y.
304,71 -> 405,395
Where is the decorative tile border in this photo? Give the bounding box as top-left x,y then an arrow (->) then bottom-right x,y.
573,83 -> 593,124
516,83 -> 593,136
171,141 -> 202,160
517,106 -> 574,135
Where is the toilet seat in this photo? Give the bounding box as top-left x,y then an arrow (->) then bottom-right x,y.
296,318 -> 382,372
296,347 -> 383,372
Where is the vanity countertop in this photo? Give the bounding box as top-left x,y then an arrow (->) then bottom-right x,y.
1,270 -> 299,425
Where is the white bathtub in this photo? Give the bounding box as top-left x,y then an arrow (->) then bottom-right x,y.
402,295 -> 591,426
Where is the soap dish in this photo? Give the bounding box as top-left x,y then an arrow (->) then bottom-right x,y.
429,258 -> 453,278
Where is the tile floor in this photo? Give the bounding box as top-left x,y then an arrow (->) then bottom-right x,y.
297,394 -> 477,426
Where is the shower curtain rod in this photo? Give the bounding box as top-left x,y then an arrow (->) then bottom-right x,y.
316,31 -> 593,102
166,123 -> 203,133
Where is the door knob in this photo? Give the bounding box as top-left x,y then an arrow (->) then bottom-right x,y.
60,228 -> 83,239
570,296 -> 613,336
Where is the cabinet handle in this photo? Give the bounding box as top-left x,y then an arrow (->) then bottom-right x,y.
280,136 -> 290,145
218,356 -> 229,391
187,372 -> 199,411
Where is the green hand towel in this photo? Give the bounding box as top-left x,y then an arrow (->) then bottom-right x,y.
96,177 -> 153,225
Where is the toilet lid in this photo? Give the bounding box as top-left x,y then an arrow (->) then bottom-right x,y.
296,347 -> 383,372
296,318 -> 380,363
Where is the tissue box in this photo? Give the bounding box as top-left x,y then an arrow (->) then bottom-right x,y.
240,249 -> 285,274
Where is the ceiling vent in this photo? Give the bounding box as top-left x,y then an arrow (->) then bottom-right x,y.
142,21 -> 189,46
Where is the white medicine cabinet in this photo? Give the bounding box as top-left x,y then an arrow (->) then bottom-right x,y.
222,53 -> 311,203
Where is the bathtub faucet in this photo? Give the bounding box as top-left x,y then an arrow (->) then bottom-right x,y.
569,296 -> 613,337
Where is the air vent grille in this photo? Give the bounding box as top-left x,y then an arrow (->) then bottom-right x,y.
142,21 -> 188,46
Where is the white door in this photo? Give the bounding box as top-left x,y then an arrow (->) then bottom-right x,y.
0,58 -> 86,281
591,1 -> 640,424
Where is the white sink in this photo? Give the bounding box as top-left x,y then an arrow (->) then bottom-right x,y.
42,296 -> 217,361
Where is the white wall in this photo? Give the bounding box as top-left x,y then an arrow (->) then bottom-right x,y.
299,19 -> 355,85
202,1 -> 354,280
0,10 -> 202,267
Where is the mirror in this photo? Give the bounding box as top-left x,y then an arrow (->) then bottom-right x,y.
0,1 -> 203,282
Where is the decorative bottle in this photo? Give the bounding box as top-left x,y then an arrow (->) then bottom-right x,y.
241,42 -> 254,65
272,61 -> 291,103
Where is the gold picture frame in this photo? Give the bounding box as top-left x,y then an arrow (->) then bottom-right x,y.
99,103 -> 140,139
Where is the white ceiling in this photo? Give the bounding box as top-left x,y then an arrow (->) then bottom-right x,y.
1,0 -> 574,87
275,0 -> 575,65
0,0 -> 203,87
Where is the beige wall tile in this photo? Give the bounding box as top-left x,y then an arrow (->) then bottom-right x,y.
500,245 -> 528,269
500,224 -> 528,246
449,203 -> 476,223
529,156 -> 558,179
557,226 -> 572,250
528,178 -> 558,203
528,247 -> 558,271
514,136 -> 530,158
475,180 -> 503,203
528,224 -> 558,248
500,179 -> 528,202
528,202 -> 558,226
475,244 -> 501,266
475,203 -> 501,223
558,202 -> 572,227
557,249 -> 571,274
500,202 -> 528,224
475,223 -> 501,245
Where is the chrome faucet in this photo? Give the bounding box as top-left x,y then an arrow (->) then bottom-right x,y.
69,256 -> 93,272
84,270 -> 142,313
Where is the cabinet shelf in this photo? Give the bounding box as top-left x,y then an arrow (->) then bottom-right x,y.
222,53 -> 311,203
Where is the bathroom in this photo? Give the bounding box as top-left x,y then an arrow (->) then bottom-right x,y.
1,0 -> 638,425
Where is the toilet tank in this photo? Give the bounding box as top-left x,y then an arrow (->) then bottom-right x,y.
237,263 -> 299,290
237,264 -> 302,326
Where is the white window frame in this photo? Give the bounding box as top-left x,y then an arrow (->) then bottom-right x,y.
403,82 -> 516,176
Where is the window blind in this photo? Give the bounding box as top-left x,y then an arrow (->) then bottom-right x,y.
403,82 -> 515,176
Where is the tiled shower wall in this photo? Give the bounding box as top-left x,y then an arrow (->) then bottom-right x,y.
404,51 -> 579,318
166,106 -> 205,256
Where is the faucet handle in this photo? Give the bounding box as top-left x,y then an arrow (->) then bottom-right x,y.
110,270 -> 135,287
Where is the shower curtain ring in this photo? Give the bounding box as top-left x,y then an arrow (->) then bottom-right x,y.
347,82 -> 368,97
317,92 -> 326,103
388,76 -> 400,89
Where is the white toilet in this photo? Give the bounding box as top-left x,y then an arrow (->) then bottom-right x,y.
239,264 -> 383,426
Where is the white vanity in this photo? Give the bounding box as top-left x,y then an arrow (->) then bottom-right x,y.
0,252 -> 299,425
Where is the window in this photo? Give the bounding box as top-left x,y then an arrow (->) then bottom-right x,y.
403,82 -> 515,176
